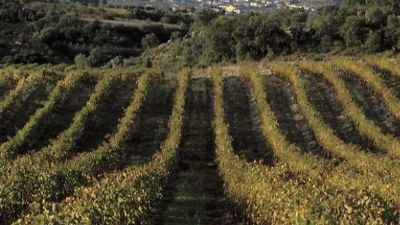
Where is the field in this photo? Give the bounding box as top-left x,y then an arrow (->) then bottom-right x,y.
1,56 -> 400,224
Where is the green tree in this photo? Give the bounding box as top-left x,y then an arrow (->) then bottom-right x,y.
367,0 -> 400,14
141,33 -> 160,50
233,15 -> 290,60
201,16 -> 235,63
129,7 -> 146,20
34,27 -> 58,45
170,31 -> 182,41
193,8 -> 218,27
306,6 -> 345,48
99,0 -> 107,6
340,16 -> 368,47
340,0 -> 365,9
268,8 -> 308,28
107,56 -> 123,68
74,53 -> 89,67
364,30 -> 383,52
385,15 -> 400,50
87,48 -> 104,67
365,7 -> 385,27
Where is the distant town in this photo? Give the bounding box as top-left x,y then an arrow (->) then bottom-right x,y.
104,0 -> 341,13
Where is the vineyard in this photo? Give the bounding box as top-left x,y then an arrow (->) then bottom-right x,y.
1,56 -> 400,224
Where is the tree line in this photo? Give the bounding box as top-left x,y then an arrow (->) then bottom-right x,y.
179,0 -> 400,67
1,0 -> 400,67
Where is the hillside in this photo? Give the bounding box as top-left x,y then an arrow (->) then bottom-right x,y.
1,55 -> 400,224
2,1 -> 400,224
2,0 -> 400,67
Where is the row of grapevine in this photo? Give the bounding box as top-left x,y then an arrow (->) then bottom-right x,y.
300,60 -> 400,162
61,69 -> 161,174
0,69 -> 135,175
273,62 -> 400,174
0,66 -> 26,97
331,58 -> 400,119
0,68 -> 63,121
0,64 -> 52,88
213,66 -> 396,224
43,70 -> 127,162
15,68 -> 190,224
240,63 -> 399,223
213,66 -> 296,224
365,55 -> 400,80
0,71 -> 94,160
1,59 -> 400,224
0,63 -> 70,95
240,63 -> 329,177
271,61 -> 400,204
0,69 -> 150,224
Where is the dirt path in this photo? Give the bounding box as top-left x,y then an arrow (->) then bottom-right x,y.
264,75 -> 332,159
301,72 -> 380,153
371,66 -> 400,99
154,78 -> 235,225
120,78 -> 176,167
223,76 -> 273,164
339,71 -> 400,137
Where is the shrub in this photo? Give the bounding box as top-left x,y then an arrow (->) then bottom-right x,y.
74,53 -> 89,67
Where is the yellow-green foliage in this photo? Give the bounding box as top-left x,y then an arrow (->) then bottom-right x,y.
0,70 -> 120,175
240,62 -> 329,178
0,64 -> 58,87
28,67 -> 144,164
0,68 -> 62,117
0,71 -> 92,160
332,58 -> 400,118
269,62 -> 400,207
274,61 -> 400,174
15,68 -> 190,225
0,68 -> 148,175
0,69 -> 153,224
2,59 -> 400,224
46,71 -> 119,161
212,66 -> 396,224
0,66 -> 26,90
365,55 -> 400,80
300,60 -> 400,160
64,69 -> 161,174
